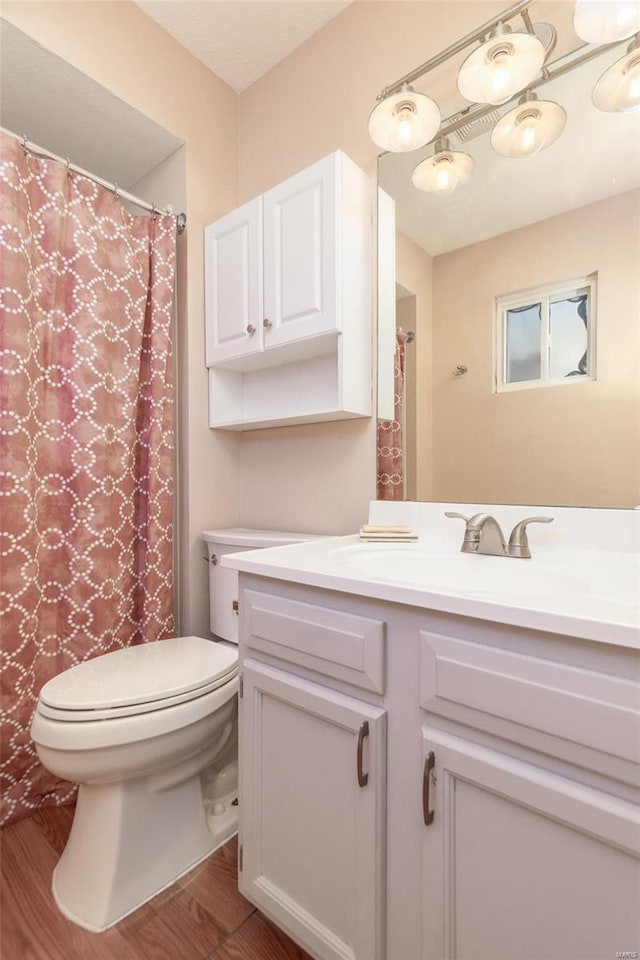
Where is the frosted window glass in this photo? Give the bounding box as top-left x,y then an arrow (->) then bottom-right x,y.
505,303 -> 541,383
549,295 -> 588,379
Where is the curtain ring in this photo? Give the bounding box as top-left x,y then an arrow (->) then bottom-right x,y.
21,134 -> 28,153
151,203 -> 158,221
64,157 -> 71,175
113,182 -> 120,200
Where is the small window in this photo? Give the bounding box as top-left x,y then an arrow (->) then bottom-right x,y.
495,275 -> 596,392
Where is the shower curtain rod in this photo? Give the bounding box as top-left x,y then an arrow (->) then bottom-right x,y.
2,127 -> 187,235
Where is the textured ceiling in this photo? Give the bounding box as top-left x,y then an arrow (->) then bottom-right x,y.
133,1 -> 352,93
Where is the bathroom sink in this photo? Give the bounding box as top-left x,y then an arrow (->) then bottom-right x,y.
329,543 -> 590,599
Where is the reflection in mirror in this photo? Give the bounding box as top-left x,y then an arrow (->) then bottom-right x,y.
376,1 -> 640,508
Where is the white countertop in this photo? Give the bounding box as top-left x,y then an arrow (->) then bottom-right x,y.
222,530 -> 640,650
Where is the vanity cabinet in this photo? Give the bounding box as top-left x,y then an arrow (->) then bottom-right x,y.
204,151 -> 373,430
421,729 -> 640,960
237,588 -> 387,960
240,662 -> 386,960
235,576 -> 640,960
418,628 -> 640,960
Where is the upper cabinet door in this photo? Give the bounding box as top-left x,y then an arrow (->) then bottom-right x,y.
205,197 -> 263,365
263,153 -> 339,350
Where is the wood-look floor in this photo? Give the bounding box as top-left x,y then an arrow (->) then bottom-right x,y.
0,805 -> 313,960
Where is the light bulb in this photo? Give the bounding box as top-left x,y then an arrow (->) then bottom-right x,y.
514,111 -> 545,155
432,159 -> 459,194
491,95 -> 566,158
394,107 -> 417,149
483,51 -> 514,104
368,87 -> 441,153
457,29 -> 545,106
412,141 -> 475,194
617,54 -> 640,110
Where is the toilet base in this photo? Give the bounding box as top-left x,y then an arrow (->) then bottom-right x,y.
52,772 -> 238,931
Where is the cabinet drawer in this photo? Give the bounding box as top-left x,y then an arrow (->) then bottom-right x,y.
243,590 -> 385,693
420,630 -> 640,764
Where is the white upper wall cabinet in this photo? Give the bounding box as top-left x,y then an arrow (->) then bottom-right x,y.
204,151 -> 373,430
205,198 -> 263,365
262,154 -> 337,348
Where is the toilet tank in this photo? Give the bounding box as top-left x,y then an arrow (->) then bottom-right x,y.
202,529 -> 323,644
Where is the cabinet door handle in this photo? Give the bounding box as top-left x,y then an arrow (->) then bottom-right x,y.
246,323 -> 256,335
356,720 -> 369,787
263,318 -> 272,329
423,750 -> 435,826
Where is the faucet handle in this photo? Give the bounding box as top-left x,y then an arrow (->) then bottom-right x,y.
444,511 -> 471,523
444,511 -> 480,552
508,517 -> 553,559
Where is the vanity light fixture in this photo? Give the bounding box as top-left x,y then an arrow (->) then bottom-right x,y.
369,0 -> 636,169
490,91 -> 567,157
592,33 -> 640,111
457,23 -> 546,105
411,137 -> 476,193
573,0 -> 640,44
368,84 -> 441,153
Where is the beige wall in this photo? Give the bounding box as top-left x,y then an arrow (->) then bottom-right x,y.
395,230 -> 434,501
431,190 -> 640,507
2,1 -> 240,634
237,1 -> 505,532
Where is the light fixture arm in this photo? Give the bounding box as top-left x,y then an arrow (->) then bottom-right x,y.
628,33 -> 640,55
432,135 -> 451,154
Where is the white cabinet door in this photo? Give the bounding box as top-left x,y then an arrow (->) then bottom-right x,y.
421,727 -> 640,960
204,197 -> 263,365
240,659 -> 386,960
263,153 -> 338,350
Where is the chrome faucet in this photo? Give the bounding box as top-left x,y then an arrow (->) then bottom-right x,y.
445,512 -> 553,559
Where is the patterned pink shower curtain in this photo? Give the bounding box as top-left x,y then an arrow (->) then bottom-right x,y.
0,131 -> 176,826
376,331 -> 407,500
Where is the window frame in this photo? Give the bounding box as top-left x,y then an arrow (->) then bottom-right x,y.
494,274 -> 597,394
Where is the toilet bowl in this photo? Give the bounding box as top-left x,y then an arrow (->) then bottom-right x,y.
30,528 -> 320,932
31,636 -> 239,931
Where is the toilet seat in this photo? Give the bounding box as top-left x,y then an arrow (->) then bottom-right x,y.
38,636 -> 238,722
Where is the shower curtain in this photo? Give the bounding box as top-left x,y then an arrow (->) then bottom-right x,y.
0,131 -> 176,826
376,331 -> 407,500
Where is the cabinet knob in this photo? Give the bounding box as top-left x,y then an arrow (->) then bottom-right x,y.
246,323 -> 256,335
263,318 -> 272,330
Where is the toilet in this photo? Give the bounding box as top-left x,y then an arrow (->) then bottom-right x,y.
30,528 -> 318,932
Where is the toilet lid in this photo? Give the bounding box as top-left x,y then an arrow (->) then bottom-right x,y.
39,636 -> 238,716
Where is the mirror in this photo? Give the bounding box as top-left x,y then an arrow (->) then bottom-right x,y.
377,3 -> 640,508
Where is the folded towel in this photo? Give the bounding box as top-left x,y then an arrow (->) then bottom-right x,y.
359,527 -> 418,542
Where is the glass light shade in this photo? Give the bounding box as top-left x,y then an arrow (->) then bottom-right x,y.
573,1 -> 640,43
457,31 -> 546,105
368,87 -> 441,152
490,97 -> 567,157
412,144 -> 476,194
592,41 -> 640,111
